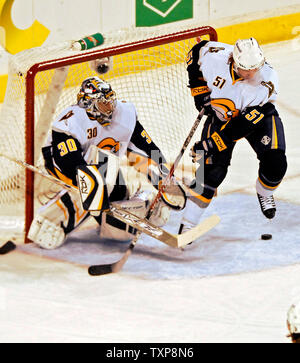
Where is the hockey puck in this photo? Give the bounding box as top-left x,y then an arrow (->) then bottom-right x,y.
261,234 -> 272,240
0,241 -> 16,255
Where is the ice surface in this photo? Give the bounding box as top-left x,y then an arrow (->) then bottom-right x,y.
0,39 -> 300,343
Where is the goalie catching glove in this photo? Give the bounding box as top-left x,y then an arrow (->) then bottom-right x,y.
148,163 -> 187,210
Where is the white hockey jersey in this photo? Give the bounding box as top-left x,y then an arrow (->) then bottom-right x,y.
44,99 -> 165,187
195,41 -> 279,122
48,99 -> 147,159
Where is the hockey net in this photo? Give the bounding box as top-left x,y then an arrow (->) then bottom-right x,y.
0,25 -> 217,243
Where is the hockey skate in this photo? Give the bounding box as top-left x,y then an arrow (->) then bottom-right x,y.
257,193 -> 276,219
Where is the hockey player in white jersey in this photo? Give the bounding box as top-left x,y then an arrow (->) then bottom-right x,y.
179,37 -> 287,234
28,76 -> 175,249
287,301 -> 300,343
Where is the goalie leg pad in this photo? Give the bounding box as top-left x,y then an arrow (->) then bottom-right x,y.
99,213 -> 137,241
77,149 -> 122,212
27,189 -> 88,249
77,164 -> 110,212
98,189 -> 171,241
111,189 -> 171,227
111,189 -> 151,217
28,215 -> 65,250
149,202 -> 171,226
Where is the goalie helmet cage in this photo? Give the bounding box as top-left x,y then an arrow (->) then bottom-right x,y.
0,25 -> 217,243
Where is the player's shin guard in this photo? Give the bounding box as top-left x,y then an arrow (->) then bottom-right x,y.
256,149 -> 287,219
179,162 -> 224,234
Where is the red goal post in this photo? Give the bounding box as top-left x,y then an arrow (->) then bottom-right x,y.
0,25 -> 217,243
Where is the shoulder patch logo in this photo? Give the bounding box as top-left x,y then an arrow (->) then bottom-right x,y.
261,81 -> 276,98
59,110 -> 74,126
208,47 -> 225,53
261,135 -> 271,145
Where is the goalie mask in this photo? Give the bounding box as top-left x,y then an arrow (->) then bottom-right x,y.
77,76 -> 116,126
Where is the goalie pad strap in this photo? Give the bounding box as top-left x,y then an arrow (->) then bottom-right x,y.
106,214 -> 137,234
60,192 -> 76,233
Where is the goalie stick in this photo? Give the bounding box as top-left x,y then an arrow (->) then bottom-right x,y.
0,241 -> 16,255
88,109 -> 219,276
88,213 -> 220,275
0,153 -> 74,191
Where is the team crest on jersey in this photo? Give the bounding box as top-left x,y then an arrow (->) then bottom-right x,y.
261,135 -> 271,145
97,137 -> 120,153
211,98 -> 239,121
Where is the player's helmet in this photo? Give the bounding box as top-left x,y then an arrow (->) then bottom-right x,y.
287,302 -> 300,335
77,76 -> 116,126
233,38 -> 265,70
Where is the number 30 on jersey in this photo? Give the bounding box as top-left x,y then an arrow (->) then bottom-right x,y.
57,139 -> 78,156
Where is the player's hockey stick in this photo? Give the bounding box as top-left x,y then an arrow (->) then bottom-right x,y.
0,241 -> 16,255
88,109 -> 216,275
0,145 -> 219,249
0,153 -> 74,191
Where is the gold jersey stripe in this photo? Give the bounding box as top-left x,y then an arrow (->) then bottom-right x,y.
258,177 -> 279,190
188,188 -> 212,204
271,116 -> 278,149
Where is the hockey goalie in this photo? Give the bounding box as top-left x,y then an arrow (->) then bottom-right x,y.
28,76 -> 185,249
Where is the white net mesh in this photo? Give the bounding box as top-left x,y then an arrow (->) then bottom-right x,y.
0,25 -> 216,242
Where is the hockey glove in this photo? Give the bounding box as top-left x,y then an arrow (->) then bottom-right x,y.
191,86 -> 212,116
190,132 -> 229,162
